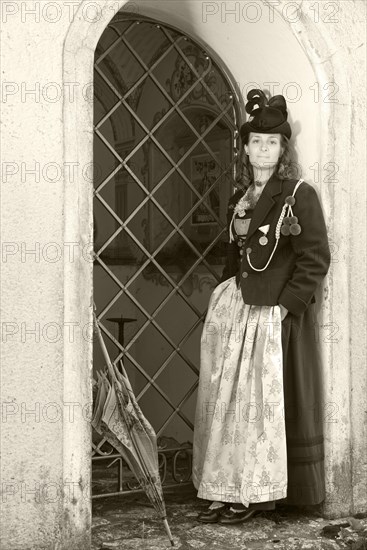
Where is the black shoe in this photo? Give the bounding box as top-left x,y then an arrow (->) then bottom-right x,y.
218,507 -> 258,524
196,505 -> 228,523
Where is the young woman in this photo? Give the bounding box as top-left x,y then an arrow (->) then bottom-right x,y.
192,89 -> 331,524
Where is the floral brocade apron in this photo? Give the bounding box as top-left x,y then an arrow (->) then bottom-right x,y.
192,278 -> 287,506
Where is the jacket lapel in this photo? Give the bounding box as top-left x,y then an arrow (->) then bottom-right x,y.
246,174 -> 283,240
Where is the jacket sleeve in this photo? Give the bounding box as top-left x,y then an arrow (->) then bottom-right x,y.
219,191 -> 241,283
278,182 -> 331,315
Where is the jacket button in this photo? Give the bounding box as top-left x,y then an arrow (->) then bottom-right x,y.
242,271 -> 248,279
246,247 -> 252,254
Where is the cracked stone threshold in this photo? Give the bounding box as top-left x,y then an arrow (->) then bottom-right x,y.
92,484 -> 367,550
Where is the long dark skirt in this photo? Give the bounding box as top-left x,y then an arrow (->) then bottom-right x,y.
281,304 -> 325,506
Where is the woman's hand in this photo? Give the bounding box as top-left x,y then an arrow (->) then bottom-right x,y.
279,304 -> 289,321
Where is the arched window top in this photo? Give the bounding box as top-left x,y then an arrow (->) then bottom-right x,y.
95,14 -> 241,144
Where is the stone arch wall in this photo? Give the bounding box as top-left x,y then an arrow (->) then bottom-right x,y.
266,0 -> 366,516
61,0 -> 366,546
267,0 -> 353,517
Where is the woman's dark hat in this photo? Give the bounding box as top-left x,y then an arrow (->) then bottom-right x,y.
240,89 -> 292,141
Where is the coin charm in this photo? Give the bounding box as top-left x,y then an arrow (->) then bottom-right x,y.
259,235 -> 268,246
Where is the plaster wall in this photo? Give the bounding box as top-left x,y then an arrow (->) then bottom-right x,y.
0,5 -> 83,550
0,0 -> 365,548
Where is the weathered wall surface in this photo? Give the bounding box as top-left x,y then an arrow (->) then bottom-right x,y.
0,2 -> 89,549
0,0 -> 365,548
269,0 -> 367,517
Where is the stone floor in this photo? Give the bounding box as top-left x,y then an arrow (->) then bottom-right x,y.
92,484 -> 367,550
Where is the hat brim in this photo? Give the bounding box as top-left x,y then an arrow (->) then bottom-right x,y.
240,121 -> 292,140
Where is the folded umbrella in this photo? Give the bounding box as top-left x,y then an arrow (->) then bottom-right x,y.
92,371 -> 142,476
93,310 -> 175,547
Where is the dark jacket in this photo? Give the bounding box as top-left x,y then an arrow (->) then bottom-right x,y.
221,175 -> 331,316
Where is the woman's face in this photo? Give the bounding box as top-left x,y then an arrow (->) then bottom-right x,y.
244,133 -> 283,172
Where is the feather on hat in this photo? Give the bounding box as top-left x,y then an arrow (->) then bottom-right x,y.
240,89 -> 291,140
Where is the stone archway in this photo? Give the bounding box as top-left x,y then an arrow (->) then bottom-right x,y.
62,1 -> 365,546
264,0 -> 354,518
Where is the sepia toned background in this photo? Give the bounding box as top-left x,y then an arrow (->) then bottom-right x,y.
0,1 -> 366,548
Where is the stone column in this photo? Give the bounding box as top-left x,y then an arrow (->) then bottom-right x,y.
268,0 -> 367,517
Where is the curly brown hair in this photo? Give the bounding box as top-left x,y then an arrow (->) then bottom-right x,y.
235,135 -> 301,190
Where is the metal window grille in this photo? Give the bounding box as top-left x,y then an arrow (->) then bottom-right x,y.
92,14 -> 240,497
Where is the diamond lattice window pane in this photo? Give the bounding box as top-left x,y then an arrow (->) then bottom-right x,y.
93,15 -> 240,458
130,76 -> 173,132
94,71 -> 120,124
154,292 -> 200,343
154,111 -> 198,161
127,265 -> 175,316
152,44 -> 200,103
153,172 -> 189,225
159,414 -> 194,442
97,101 -> 147,162
123,21 -> 177,69
131,139 -> 173,192
155,355 -> 197,406
93,135 -> 121,190
137,381 -> 176,433
130,322 -> 175,375
97,37 -> 146,94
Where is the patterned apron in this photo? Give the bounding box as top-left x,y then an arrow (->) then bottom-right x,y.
192,277 -> 287,506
